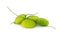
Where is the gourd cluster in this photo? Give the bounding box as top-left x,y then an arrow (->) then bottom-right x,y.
14,14 -> 49,28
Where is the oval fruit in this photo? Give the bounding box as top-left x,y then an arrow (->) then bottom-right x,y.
21,19 -> 36,28
37,18 -> 49,26
14,14 -> 26,24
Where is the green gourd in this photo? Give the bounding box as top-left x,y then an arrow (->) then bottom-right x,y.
37,18 -> 49,26
14,14 -> 26,24
21,19 -> 36,28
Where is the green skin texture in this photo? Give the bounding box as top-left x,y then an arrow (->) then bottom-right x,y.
27,15 -> 39,22
14,14 -> 26,24
37,18 -> 49,26
21,19 -> 36,28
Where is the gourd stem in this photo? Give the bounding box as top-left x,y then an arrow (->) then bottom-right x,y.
48,26 -> 56,29
26,12 -> 38,15
7,6 -> 18,16
7,6 -> 38,16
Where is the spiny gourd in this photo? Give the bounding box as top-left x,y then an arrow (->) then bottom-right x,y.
14,14 -> 26,24
21,19 -> 36,28
27,15 -> 39,22
37,18 -> 49,26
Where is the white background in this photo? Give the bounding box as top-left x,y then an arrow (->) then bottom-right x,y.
0,0 -> 60,40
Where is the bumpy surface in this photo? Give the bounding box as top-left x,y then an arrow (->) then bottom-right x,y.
27,15 -> 39,21
21,19 -> 36,28
37,18 -> 49,26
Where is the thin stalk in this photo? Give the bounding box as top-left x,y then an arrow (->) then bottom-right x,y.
7,6 -> 18,16
26,12 -> 38,15
7,6 -> 38,16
